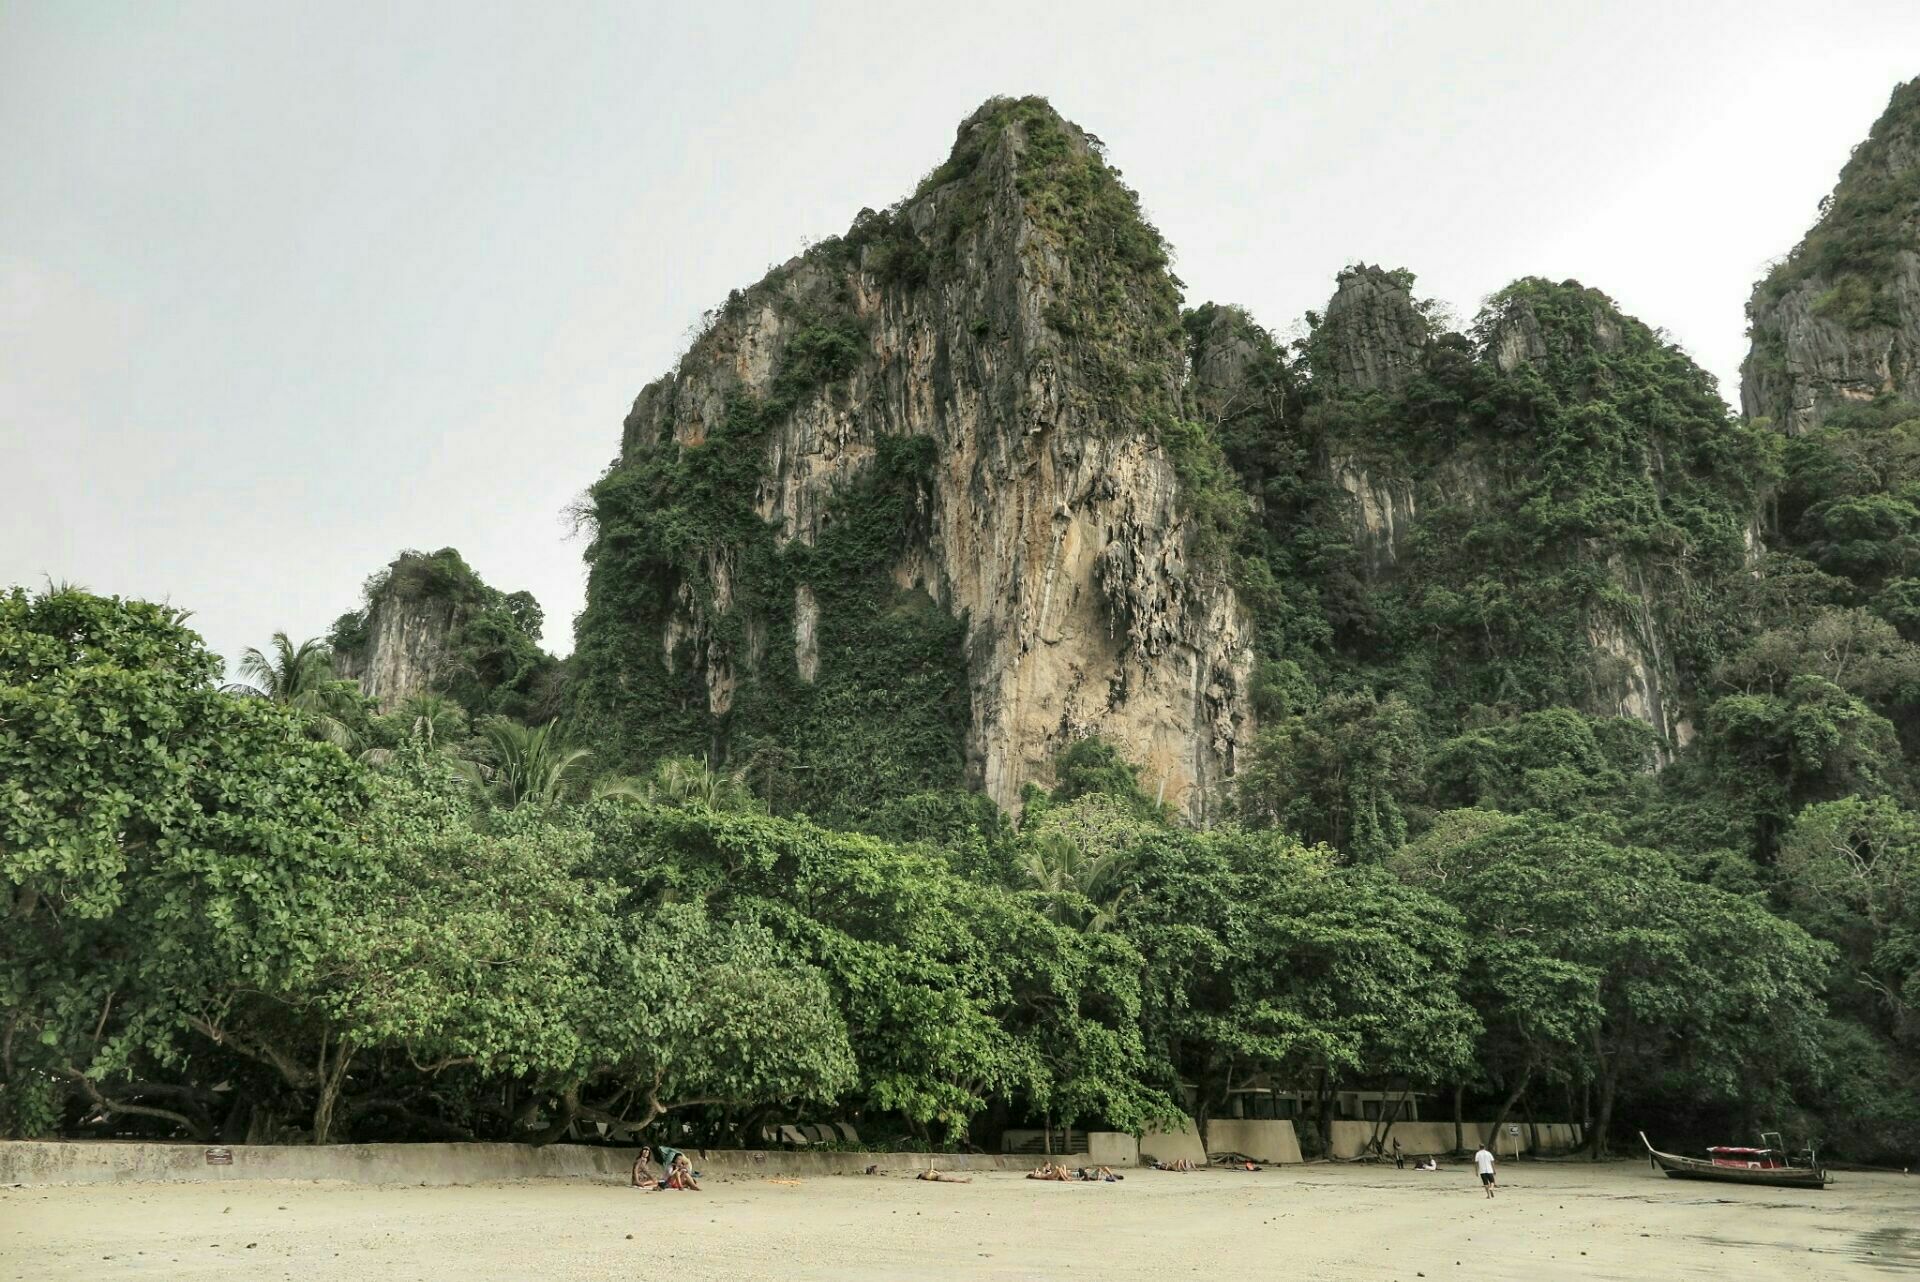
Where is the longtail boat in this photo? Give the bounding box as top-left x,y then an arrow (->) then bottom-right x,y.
1639,1131 -> 1829,1189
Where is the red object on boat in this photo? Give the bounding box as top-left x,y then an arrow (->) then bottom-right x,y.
1707,1146 -> 1790,1169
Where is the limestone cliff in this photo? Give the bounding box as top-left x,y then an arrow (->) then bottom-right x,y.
331,548 -> 553,718
1278,270 -> 1757,751
573,98 -> 1253,820
1743,78 -> 1920,434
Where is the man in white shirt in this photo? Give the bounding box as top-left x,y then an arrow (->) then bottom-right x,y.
1473,1143 -> 1497,1198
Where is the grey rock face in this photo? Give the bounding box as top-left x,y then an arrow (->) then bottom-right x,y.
1743,78 -> 1920,433
1318,265 -> 1431,394
608,102 -> 1253,820
1742,253 -> 1920,433
333,577 -> 462,712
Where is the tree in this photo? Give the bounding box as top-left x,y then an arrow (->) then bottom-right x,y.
1233,693 -> 1425,860
1121,825 -> 1476,1148
1780,797 -> 1920,1042
0,588 -> 367,1139
1399,811 -> 1832,1155
463,718 -> 594,809
232,631 -> 363,749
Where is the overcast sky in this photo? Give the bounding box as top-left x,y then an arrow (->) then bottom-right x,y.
4,2 -> 1917,670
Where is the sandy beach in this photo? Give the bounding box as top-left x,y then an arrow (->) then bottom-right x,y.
4,1159 -> 1914,1281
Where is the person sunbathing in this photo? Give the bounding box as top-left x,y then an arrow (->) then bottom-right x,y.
1076,1166 -> 1122,1182
917,1165 -> 972,1183
1026,1162 -> 1073,1181
1152,1157 -> 1196,1172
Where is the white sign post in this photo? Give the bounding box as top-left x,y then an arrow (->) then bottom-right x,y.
1507,1122 -> 1520,1161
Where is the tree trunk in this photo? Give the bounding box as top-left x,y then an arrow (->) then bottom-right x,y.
1483,1060 -> 1533,1156
1521,1090 -> 1540,1155
1316,1068 -> 1333,1155
531,1086 -> 581,1147
1370,1085 -> 1411,1155
1452,1083 -> 1465,1154
1590,1063 -> 1620,1161
310,1037 -> 356,1145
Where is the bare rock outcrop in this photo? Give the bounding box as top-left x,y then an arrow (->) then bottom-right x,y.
1743,78 -> 1920,434
332,548 -> 551,717
580,98 -> 1254,819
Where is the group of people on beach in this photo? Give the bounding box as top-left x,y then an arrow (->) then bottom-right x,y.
1025,1162 -> 1122,1182
630,1144 -> 700,1192
629,1139 -> 1496,1196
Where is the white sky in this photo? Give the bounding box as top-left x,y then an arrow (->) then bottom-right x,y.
3,1 -> 1916,669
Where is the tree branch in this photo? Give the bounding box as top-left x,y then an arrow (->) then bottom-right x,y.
61,1067 -> 209,1141
187,1015 -> 319,1089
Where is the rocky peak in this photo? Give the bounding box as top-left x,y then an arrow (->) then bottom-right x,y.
575,96 -> 1253,821
1743,78 -> 1920,434
1315,265 -> 1431,393
332,548 -> 550,717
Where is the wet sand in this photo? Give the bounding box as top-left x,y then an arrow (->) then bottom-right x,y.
4,1158 -> 1914,1280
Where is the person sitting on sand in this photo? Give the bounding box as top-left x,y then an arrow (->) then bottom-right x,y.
918,1165 -> 972,1183
1415,1156 -> 1439,1171
632,1145 -> 663,1190
1026,1162 -> 1073,1181
664,1153 -> 701,1191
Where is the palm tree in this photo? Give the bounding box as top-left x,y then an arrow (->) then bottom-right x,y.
229,632 -> 359,749
463,718 -> 594,808
398,692 -> 467,747
645,755 -> 755,811
1020,832 -> 1134,933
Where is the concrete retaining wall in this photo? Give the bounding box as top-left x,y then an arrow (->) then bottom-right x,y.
1207,1119 -> 1303,1165
1326,1120 -> 1584,1159
1092,1119 -> 1301,1167
0,1140 -> 1086,1188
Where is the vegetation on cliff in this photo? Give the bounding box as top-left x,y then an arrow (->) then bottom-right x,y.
1752,77 -> 1920,329
330,547 -> 555,721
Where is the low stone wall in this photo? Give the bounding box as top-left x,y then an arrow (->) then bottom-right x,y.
1206,1119 -> 1303,1165
0,1140 -> 1085,1188
1091,1119 -> 1301,1167
1326,1120 -> 1585,1159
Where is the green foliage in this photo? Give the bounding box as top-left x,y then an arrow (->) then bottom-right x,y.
1754,79 -> 1920,328
1,588 -> 368,1137
1399,812 -> 1833,1151
574,414 -> 968,822
1119,822 -> 1477,1135
1234,692 -> 1425,861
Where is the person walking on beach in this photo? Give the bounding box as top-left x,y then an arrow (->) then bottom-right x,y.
1473,1143 -> 1497,1198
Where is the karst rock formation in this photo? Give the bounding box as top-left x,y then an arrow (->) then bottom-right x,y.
1744,78 -> 1920,434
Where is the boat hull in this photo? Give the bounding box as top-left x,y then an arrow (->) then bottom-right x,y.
1639,1133 -> 1829,1189
1653,1161 -> 1829,1189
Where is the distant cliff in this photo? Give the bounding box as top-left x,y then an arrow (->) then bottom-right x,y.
1744,78 -> 1920,434
566,90 -> 1899,823
1187,265 -> 1766,758
571,98 -> 1253,821
331,548 -> 554,719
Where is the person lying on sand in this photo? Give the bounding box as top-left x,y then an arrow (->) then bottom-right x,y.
1075,1166 -> 1123,1182
1026,1162 -> 1074,1181
1150,1157 -> 1196,1172
918,1165 -> 972,1183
